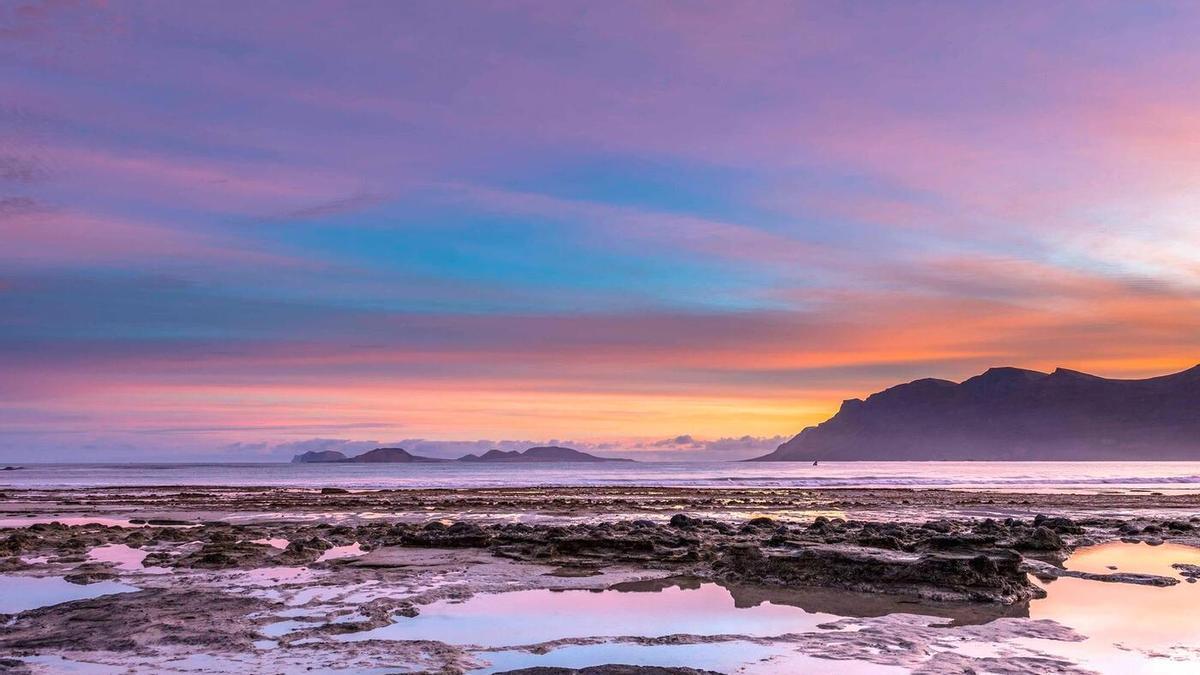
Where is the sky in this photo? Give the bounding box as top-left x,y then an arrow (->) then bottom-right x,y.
2,1 -> 1199,462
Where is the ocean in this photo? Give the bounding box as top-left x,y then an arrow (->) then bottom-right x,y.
4,461 -> 1200,493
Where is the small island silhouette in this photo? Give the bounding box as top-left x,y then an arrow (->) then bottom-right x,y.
293,445 -> 634,464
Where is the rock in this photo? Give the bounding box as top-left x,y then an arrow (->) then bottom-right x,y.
1007,526 -> 1064,551
919,534 -> 999,551
286,537 -> 333,553
973,519 -> 1005,534
1172,563 -> 1200,579
807,516 -> 836,535
320,488 -> 350,495
0,532 -> 40,556
142,551 -> 174,567
64,564 -> 119,584
0,589 -> 269,652
174,541 -> 276,569
669,514 -> 697,529
401,522 -> 489,547
1022,559 -> 1179,587
716,543 -> 1043,604
856,534 -> 904,550
921,520 -> 956,534
1033,515 -> 1084,534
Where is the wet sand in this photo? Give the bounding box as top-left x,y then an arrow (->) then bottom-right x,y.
1,486 -> 1199,673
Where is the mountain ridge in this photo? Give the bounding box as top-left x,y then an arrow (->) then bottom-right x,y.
750,364 -> 1200,461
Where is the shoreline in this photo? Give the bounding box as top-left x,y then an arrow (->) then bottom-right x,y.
2,487 -> 1199,673
6,485 -> 1200,525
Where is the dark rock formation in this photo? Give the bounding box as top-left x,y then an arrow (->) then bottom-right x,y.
1022,559 -> 1179,586
715,543 -> 1042,603
752,364 -> 1200,461
0,589 -> 271,652
458,446 -> 634,463
1172,563 -> 1200,580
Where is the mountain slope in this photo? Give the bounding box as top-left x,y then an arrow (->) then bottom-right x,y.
346,447 -> 445,463
750,365 -> 1200,461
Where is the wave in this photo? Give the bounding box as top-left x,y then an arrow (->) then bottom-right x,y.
592,474 -> 1200,488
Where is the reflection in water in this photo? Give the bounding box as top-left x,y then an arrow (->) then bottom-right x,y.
338,542 -> 1200,674
260,619 -> 321,638
475,641 -> 906,675
231,566 -> 322,585
0,517 -> 141,529
316,543 -> 365,562
1064,541 -> 1200,577
88,544 -> 164,572
1024,542 -> 1200,674
250,538 -> 289,549
0,575 -> 139,614
340,581 -> 841,647
613,576 -> 1029,627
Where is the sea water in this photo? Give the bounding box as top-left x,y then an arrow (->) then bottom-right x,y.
4,461 -> 1200,493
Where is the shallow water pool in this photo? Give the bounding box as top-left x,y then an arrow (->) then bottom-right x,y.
339,580 -> 842,647
1023,541 -> 1200,674
0,575 -> 139,614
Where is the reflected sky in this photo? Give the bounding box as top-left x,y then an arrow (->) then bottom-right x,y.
1025,542 -> 1200,672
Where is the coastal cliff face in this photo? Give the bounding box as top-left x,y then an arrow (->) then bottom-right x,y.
752,365 -> 1200,461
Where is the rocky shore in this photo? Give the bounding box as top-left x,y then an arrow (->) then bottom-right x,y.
1,487 -> 1199,673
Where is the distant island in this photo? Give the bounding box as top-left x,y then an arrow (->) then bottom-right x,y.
292,445 -> 634,464
750,364 -> 1200,461
457,446 -> 635,463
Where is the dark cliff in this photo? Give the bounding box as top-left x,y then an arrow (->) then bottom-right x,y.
751,365 -> 1200,461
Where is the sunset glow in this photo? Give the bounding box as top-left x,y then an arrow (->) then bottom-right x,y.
3,1 -> 1199,461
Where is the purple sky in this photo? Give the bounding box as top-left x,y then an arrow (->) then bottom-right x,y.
2,1 -> 1199,461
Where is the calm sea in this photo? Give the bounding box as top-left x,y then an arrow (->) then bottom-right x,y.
3,461 -> 1200,493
